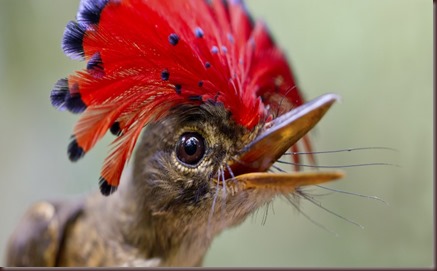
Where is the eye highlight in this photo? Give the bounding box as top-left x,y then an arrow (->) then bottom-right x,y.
176,132 -> 206,166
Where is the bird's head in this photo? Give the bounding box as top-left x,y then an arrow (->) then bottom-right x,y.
124,93 -> 342,237
51,0 -> 343,236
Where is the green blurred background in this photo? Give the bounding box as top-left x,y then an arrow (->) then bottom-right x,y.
0,0 -> 432,267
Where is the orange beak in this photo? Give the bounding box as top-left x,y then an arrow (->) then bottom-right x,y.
226,93 -> 344,192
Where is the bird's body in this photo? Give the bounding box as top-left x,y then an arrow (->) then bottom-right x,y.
6,0 -> 342,267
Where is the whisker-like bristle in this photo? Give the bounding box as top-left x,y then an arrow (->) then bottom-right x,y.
283,194 -> 338,237
284,146 -> 398,156
207,178 -> 221,237
220,167 -> 227,198
225,163 -> 240,189
273,85 -> 296,118
270,164 -> 286,173
300,192 -> 323,206
261,201 -> 273,226
316,185 -> 389,205
219,168 -> 227,222
297,190 -> 364,229
276,160 -> 400,169
225,163 -> 235,180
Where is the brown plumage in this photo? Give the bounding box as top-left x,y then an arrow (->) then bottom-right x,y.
6,97 -> 341,267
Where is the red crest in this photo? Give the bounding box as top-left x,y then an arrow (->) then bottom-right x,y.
51,0 -> 309,195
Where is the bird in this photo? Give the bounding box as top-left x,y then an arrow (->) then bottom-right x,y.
6,0 -> 343,267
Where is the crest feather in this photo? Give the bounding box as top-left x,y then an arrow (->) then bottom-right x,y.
52,0 -> 308,194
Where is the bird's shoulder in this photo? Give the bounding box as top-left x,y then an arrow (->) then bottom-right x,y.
6,198 -> 84,266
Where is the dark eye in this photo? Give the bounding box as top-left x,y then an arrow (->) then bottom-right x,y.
176,132 -> 206,166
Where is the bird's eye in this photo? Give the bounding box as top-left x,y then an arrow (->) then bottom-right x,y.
176,132 -> 206,166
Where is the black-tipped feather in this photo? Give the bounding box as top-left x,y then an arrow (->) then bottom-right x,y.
68,137 -> 85,162
77,0 -> 109,26
50,78 -> 87,113
87,52 -> 105,78
65,92 -> 87,114
62,21 -> 86,61
50,78 -> 69,110
109,122 -> 122,136
99,177 -> 118,196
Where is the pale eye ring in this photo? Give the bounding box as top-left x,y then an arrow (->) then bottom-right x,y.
176,132 -> 205,166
